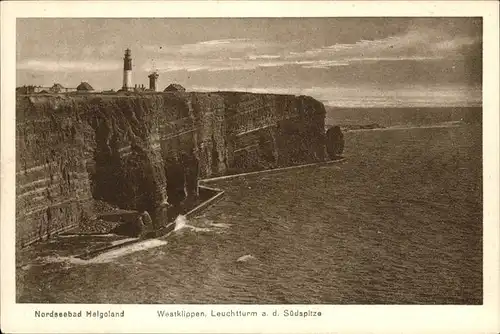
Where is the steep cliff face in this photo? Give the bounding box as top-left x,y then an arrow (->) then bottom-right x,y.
220,93 -> 326,173
16,91 -> 327,247
16,96 -> 96,247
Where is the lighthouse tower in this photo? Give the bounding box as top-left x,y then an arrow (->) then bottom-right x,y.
122,48 -> 132,91
148,71 -> 159,91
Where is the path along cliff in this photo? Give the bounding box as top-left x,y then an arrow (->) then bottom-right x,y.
16,91 -> 334,247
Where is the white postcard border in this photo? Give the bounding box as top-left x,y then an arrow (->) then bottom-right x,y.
1,1 -> 499,333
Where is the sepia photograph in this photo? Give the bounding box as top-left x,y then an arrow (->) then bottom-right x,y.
14,16 -> 484,304
1,1 -> 499,333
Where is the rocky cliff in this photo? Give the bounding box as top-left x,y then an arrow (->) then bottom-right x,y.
16,91 -> 327,247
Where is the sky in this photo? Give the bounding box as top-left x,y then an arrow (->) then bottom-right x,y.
17,18 -> 482,107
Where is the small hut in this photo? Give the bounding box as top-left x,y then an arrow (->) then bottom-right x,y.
50,83 -> 64,93
164,83 -> 186,92
76,82 -> 94,92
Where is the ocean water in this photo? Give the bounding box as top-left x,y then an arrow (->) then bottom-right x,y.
325,106 -> 482,127
17,123 -> 482,304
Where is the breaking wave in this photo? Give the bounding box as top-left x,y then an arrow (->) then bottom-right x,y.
39,239 -> 168,265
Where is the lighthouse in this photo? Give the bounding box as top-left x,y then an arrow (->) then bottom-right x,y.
122,48 -> 132,91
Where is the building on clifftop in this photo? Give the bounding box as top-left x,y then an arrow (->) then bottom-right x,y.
48,83 -> 77,93
164,83 -> 186,92
76,82 -> 94,92
134,84 -> 147,92
17,84 -> 77,94
50,83 -> 64,93
148,71 -> 159,92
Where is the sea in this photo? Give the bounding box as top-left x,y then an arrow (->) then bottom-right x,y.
17,107 -> 483,304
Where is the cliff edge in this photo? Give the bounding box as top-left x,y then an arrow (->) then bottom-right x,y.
16,91 -> 327,247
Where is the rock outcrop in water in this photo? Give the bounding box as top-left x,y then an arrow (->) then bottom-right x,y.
326,126 -> 345,159
16,91 -> 327,247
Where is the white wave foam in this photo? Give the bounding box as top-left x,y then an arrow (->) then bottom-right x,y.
57,233 -> 117,238
110,237 -> 138,246
174,215 -> 189,231
40,239 -> 168,265
191,227 -> 213,232
210,222 -> 232,229
89,239 -> 167,263
174,215 -> 216,233
236,254 -> 257,262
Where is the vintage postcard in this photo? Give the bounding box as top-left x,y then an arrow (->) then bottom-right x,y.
1,1 -> 499,333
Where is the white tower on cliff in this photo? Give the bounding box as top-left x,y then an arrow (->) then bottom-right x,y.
122,48 -> 133,91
